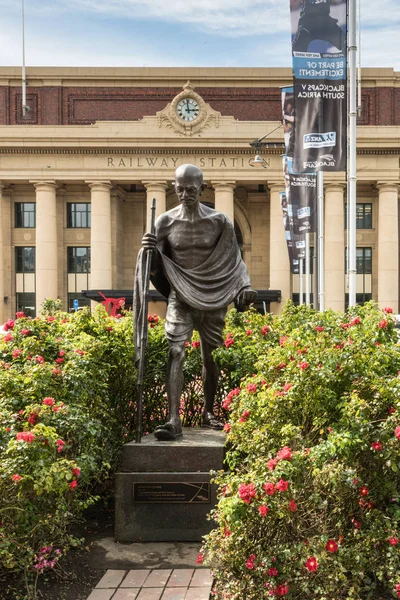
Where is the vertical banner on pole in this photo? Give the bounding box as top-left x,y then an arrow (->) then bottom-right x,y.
290,0 -> 347,172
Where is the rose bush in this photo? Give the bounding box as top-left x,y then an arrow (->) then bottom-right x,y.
203,302 -> 400,599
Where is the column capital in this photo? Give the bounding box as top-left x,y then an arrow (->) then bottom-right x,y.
267,182 -> 285,194
376,182 -> 400,192
30,180 -> 58,191
86,180 -> 112,191
211,181 -> 236,191
325,182 -> 346,193
143,181 -> 168,192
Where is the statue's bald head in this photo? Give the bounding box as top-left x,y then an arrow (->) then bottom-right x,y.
174,164 -> 205,206
175,164 -> 203,186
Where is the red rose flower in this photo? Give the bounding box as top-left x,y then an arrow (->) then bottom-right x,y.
223,423 -> 231,433
16,431 -> 36,443
3,333 -> 14,342
15,311 -> 25,318
277,363 -> 286,370
43,397 -> 55,406
279,336 -> 288,346
28,413 -> 39,425
276,446 -> 292,461
371,441 -> 383,451
395,426 -> 400,440
379,319 -> 388,329
351,316 -> 361,326
35,356 -> 45,364
12,349 -> 22,359
72,467 -> 81,477
21,329 -> 31,336
224,337 -> 234,348
238,482 -> 257,505
246,383 -> 257,393
239,410 -> 250,423
258,504 -> 270,517
196,553 -> 204,565
305,556 -> 318,572
261,325 -> 271,335
325,539 -> 338,553
388,537 -> 399,546
55,358 -> 64,364
245,554 -> 256,569
56,439 -> 65,453
3,319 -> 15,331
191,341 -> 200,348
12,474 -> 22,482
267,458 -> 279,471
360,486 -> 369,496
352,518 -> 361,529
283,383 -> 292,393
263,482 -> 275,496
288,499 -> 297,512
384,307 -> 393,313
47,316 -> 55,322
246,329 -> 252,336
298,361 -> 309,371
275,479 -> 289,492
74,349 -> 85,355
315,326 -> 324,332
276,583 -> 289,597
268,567 -> 278,577
69,480 -> 78,490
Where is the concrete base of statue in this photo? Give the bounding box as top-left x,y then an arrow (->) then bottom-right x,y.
114,428 -> 226,542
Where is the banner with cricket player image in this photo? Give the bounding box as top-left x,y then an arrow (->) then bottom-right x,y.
290,0 -> 347,172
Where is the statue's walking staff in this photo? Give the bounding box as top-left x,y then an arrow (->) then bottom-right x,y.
135,198 -> 156,444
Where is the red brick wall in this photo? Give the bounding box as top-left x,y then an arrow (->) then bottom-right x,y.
0,84 -> 398,126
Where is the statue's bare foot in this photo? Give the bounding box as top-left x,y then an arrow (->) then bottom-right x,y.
201,411 -> 224,430
154,421 -> 183,441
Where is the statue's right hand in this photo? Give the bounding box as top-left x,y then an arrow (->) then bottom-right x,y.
142,232 -> 157,250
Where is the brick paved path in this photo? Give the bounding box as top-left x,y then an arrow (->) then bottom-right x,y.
86,568 -> 213,600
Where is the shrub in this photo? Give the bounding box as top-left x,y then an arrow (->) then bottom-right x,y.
203,302 -> 400,599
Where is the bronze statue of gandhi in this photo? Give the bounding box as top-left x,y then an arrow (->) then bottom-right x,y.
137,164 -> 256,441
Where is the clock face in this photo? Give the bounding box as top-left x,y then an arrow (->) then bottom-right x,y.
176,97 -> 200,122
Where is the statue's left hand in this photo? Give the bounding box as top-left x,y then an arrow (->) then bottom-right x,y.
237,287 -> 257,308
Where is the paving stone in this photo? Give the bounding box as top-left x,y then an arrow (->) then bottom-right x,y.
142,569 -> 172,588
184,588 -> 211,600
167,570 -> 194,588
86,589 -> 115,600
121,570 -> 151,588
136,589 -> 164,600
190,569 -> 213,587
96,570 -> 127,589
161,589 -> 187,600
112,590 -> 140,600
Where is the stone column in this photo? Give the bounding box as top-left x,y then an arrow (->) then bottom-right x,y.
377,183 -> 399,312
212,182 -> 236,225
0,183 -> 4,323
325,183 -> 345,311
269,183 -> 291,314
143,182 -> 168,230
33,181 -> 58,314
87,181 -> 113,296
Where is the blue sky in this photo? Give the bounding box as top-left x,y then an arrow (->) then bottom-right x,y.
0,0 -> 399,70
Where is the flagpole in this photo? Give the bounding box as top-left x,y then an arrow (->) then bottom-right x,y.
305,233 -> 311,305
348,0 -> 357,306
21,0 -> 29,119
317,172 -> 324,311
299,258 -> 304,306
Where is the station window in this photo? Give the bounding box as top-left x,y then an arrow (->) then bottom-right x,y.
345,203 -> 372,229
67,203 -> 91,228
15,203 -> 36,228
345,247 -> 372,306
15,247 -> 36,317
67,247 -> 90,311
67,247 -> 91,274
15,247 -> 35,273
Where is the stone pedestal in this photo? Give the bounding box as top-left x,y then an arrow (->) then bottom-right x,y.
115,428 -> 225,542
